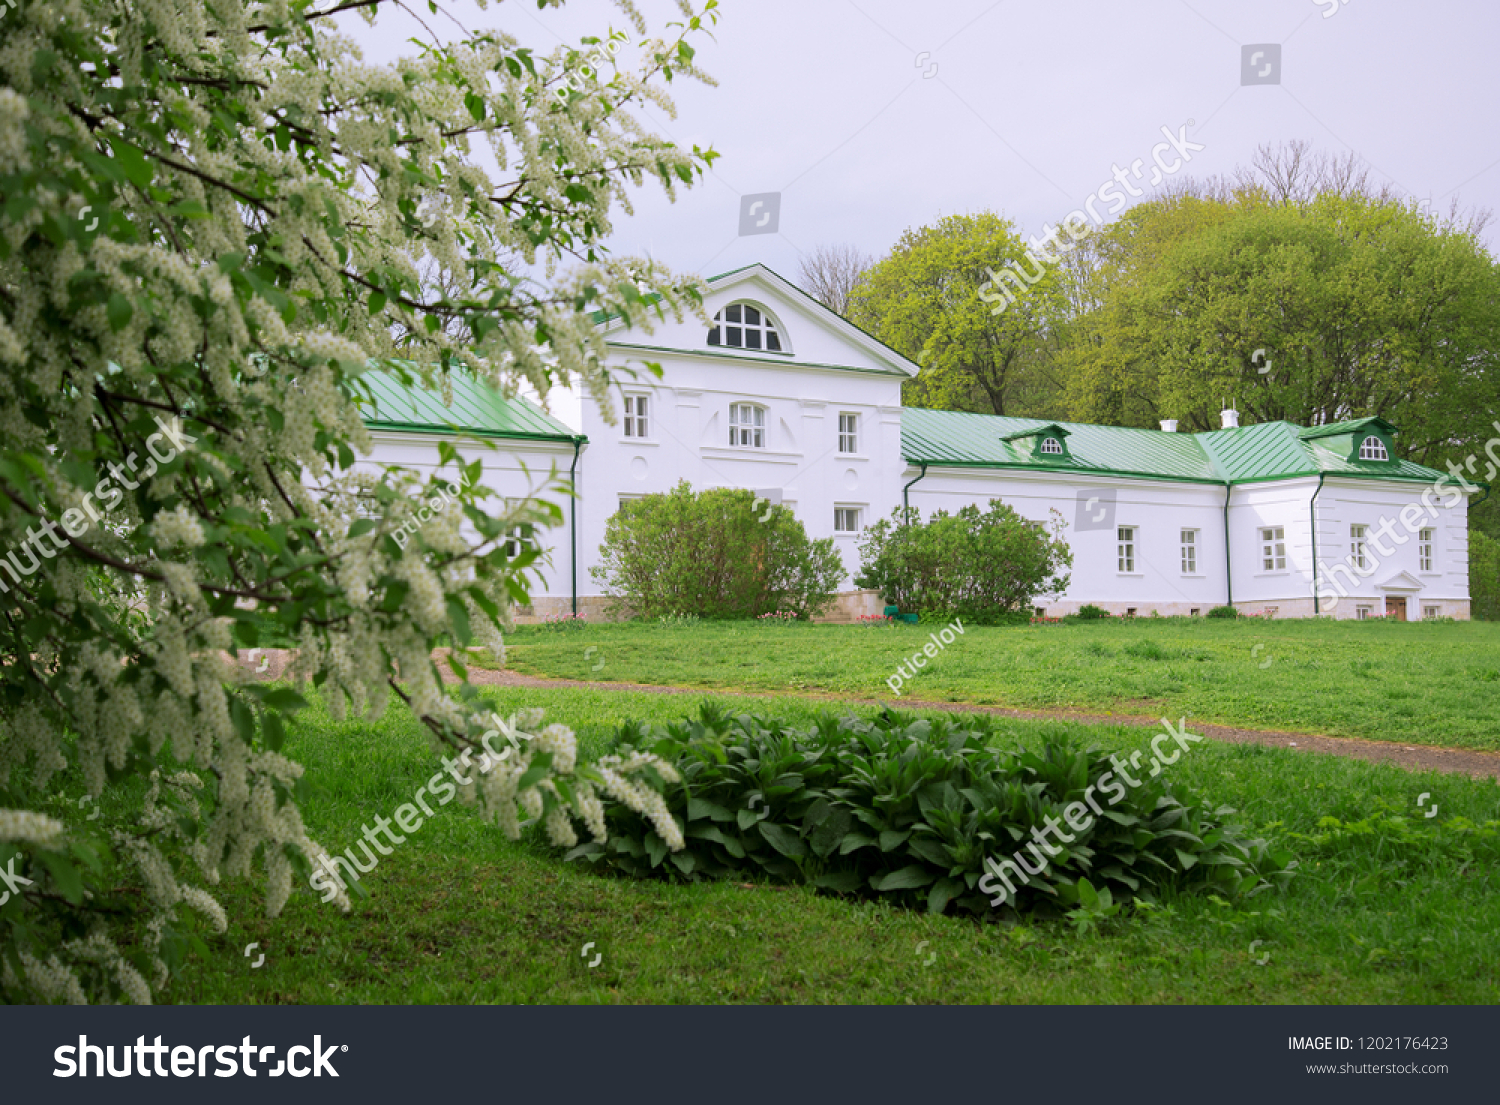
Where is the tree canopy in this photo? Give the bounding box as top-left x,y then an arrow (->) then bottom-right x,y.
0,0 -> 714,1002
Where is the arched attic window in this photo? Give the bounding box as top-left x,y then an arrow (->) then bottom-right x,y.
1039,437 -> 1064,455
709,303 -> 784,352
1358,435 -> 1389,461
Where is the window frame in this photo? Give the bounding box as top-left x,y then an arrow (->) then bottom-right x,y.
1039,436 -> 1064,455
622,393 -> 650,440
1418,527 -> 1435,572
1117,525 -> 1137,574
1260,526 -> 1287,572
833,505 -> 863,535
837,412 -> 859,455
728,402 -> 767,449
1358,435 -> 1389,462
1350,524 -> 1368,570
1180,528 -> 1198,575
708,302 -> 787,353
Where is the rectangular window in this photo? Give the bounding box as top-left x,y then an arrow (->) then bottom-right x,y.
1356,605 -> 1372,620
838,412 -> 859,454
1117,526 -> 1136,573
623,394 -> 648,438
1264,606 -> 1278,618
504,524 -> 532,559
834,507 -> 861,534
1350,524 -> 1368,570
1424,605 -> 1440,619
1260,526 -> 1286,571
1419,528 -> 1434,572
1180,529 -> 1198,574
729,403 -> 765,448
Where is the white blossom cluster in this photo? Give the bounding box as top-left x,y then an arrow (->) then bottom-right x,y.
0,0 -> 717,1003
459,709 -> 683,856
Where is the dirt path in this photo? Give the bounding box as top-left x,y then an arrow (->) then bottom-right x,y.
448,666 -> 1500,781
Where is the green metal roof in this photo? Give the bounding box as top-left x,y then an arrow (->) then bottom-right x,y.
903,409 -> 1450,486
359,368 -> 581,443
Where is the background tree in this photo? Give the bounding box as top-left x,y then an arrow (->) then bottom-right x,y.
0,0 -> 717,1002
1059,191 -> 1500,464
796,243 -> 873,318
848,213 -> 1070,417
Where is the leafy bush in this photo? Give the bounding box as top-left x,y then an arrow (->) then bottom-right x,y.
1206,605 -> 1241,619
854,502 -> 1072,625
563,706 -> 1293,917
1074,604 -> 1109,620
1471,531 -> 1499,621
592,482 -> 846,620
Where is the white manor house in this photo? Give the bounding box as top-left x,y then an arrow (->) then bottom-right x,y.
362,264 -> 1477,622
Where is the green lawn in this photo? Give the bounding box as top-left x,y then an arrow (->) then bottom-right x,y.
491,618 -> 1500,750
165,683 -> 1500,1005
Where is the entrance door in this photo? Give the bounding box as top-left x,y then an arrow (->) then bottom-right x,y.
1385,596 -> 1407,621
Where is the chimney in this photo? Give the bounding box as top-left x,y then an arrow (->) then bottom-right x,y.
1160,419 -> 1178,433
1220,408 -> 1240,429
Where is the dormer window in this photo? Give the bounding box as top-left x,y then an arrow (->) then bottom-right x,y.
1039,437 -> 1063,455
709,303 -> 783,352
1358,435 -> 1389,461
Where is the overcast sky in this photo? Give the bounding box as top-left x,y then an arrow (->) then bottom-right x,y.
342,0 -> 1500,283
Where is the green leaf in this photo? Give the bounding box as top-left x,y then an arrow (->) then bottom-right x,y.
878,828 -> 911,852
927,876 -> 963,914
870,865 -> 935,891
812,871 -> 864,893
40,853 -> 85,904
757,821 -> 804,859
446,597 -> 472,647
262,711 -> 286,752
514,752 -> 555,794
106,293 -> 133,332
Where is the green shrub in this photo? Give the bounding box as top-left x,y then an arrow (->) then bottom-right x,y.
1471,531 -> 1499,621
1074,604 -> 1109,620
591,481 -> 846,620
1206,605 -> 1240,619
854,502 -> 1072,626
563,705 -> 1293,917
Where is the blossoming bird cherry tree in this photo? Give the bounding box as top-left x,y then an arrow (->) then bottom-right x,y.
0,0 -> 712,1001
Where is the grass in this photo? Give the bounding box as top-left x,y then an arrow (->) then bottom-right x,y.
164,683 -> 1500,1004
488,617 -> 1500,750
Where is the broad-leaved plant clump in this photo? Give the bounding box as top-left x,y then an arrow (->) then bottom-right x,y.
564,705 -> 1295,918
